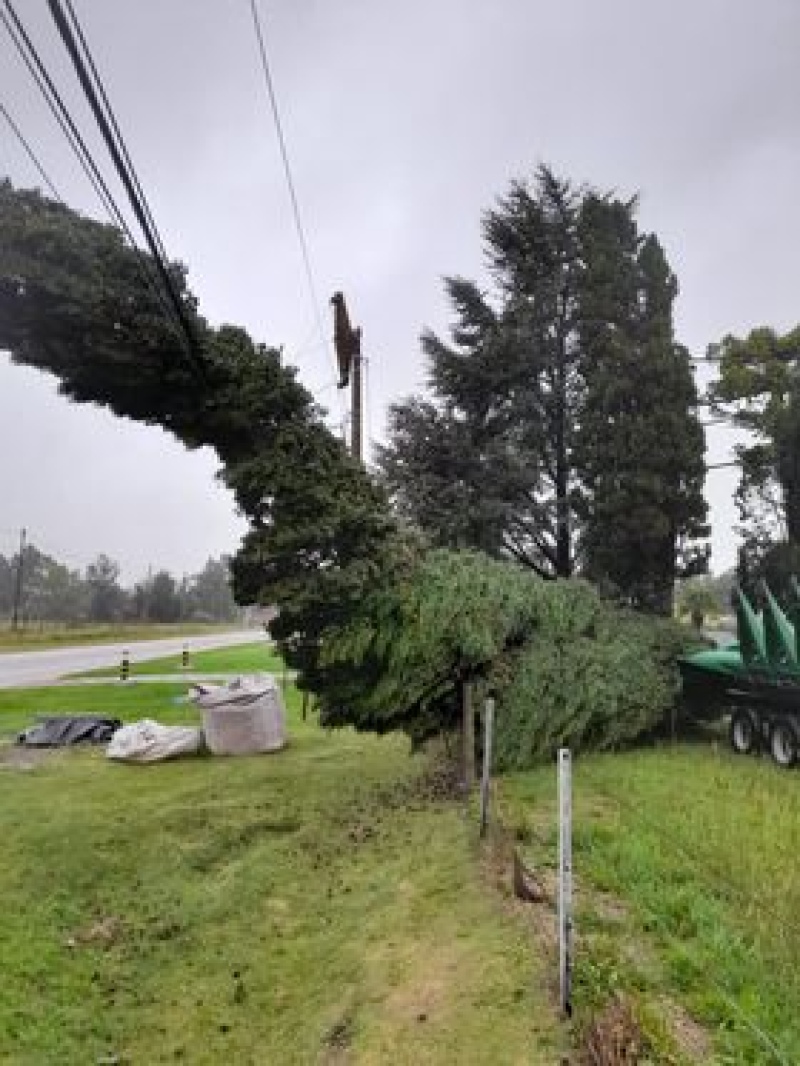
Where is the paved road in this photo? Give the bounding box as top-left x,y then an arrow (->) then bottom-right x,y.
0,630 -> 265,689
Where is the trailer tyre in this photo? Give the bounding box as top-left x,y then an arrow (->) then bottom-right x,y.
769,720 -> 798,769
729,710 -> 758,755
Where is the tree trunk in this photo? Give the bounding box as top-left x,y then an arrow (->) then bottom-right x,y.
462,681 -> 475,790
554,315 -> 572,578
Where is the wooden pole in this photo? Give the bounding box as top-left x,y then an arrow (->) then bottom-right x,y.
11,527 -> 26,630
462,681 -> 475,789
351,346 -> 363,463
479,697 -> 495,838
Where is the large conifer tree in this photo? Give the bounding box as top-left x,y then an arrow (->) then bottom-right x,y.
380,167 -> 708,610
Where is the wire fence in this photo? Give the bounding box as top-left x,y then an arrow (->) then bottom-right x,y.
566,773 -> 798,1063
486,741 -> 799,1063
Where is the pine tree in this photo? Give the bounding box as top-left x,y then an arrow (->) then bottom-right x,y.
576,204 -> 708,612
380,168 -> 708,605
380,168 -> 584,577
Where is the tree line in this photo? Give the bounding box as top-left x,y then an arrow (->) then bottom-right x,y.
0,545 -> 238,625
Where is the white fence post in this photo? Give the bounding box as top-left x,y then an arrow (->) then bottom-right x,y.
558,747 -> 573,1018
479,697 -> 495,838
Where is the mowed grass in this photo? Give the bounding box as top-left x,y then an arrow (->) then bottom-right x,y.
72,641 -> 283,680
0,684 -> 558,1064
0,622 -> 237,653
499,744 -> 800,1063
0,681 -> 192,740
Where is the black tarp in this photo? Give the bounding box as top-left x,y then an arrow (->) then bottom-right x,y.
17,715 -> 121,747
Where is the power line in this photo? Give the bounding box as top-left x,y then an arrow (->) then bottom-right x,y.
46,0 -> 206,377
247,0 -> 344,420
1,1 -> 182,343
1,1 -> 116,217
0,100 -> 63,201
61,0 -> 168,266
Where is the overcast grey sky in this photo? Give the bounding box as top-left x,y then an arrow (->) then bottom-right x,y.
2,0 -> 799,580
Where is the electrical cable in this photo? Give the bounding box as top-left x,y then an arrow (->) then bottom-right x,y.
46,0 -> 206,376
0,100 -> 63,201
61,0 -> 168,265
1,1 -> 118,219
247,0 -> 345,423
1,1 -> 183,342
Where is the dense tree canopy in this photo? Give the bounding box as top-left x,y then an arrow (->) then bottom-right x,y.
321,547 -> 695,759
379,167 -> 708,611
709,325 -> 800,588
0,181 -> 393,677
576,198 -> 708,610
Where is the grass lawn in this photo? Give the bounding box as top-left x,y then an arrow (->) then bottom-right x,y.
0,684 -> 559,1064
0,622 -> 241,653
499,743 -> 800,1064
0,682 -> 194,741
71,641 -> 283,680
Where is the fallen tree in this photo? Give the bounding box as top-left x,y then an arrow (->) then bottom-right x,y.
320,547 -> 696,764
1,182 -> 696,766
0,180 -> 394,692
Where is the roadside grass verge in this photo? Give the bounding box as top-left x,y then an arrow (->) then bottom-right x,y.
498,744 -> 800,1063
0,681 -> 195,740
0,684 -> 558,1064
70,641 -> 282,680
0,622 -> 240,653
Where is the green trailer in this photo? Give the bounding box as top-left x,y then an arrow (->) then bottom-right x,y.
679,580 -> 800,768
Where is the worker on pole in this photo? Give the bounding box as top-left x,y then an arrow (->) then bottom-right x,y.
330,291 -> 363,462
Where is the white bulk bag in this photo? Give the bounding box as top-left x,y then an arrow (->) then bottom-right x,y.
107,719 -> 203,763
191,676 -> 286,756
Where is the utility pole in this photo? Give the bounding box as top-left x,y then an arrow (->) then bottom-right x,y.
331,291 -> 363,463
11,527 -> 26,630
351,336 -> 363,464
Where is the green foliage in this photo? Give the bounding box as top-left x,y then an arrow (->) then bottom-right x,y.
84,553 -> 125,622
380,167 -> 708,608
319,548 -> 541,744
380,168 -> 583,578
0,181 -> 393,688
183,557 -> 237,622
737,539 -> 800,605
709,324 -> 800,572
492,590 -> 691,769
676,576 -> 724,627
320,547 -> 693,760
577,215 -> 709,610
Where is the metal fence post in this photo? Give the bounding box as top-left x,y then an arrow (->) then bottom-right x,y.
479,697 -> 495,838
558,748 -> 573,1017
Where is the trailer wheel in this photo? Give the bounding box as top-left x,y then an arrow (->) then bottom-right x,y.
769,720 -> 798,769
729,710 -> 758,755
